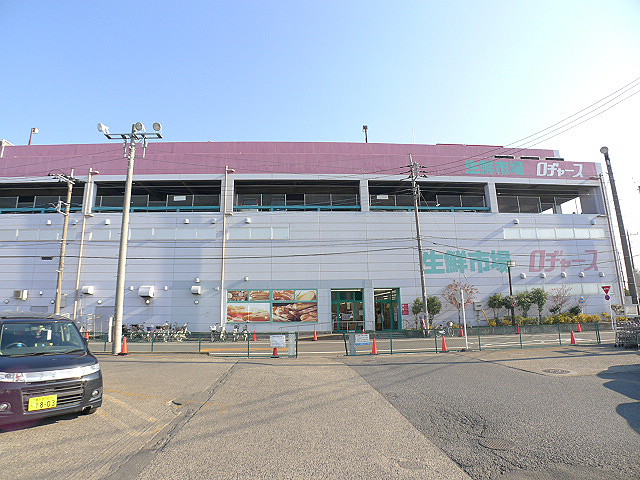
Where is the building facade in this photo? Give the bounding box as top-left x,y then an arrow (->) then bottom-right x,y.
0,141 -> 619,332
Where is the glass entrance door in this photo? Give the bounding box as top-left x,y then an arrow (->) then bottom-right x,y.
331,289 -> 364,332
374,289 -> 400,330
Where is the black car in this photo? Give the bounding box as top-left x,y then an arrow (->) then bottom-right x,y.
0,313 -> 102,426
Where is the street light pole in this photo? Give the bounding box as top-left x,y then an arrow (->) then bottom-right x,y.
98,122 -> 162,354
507,260 -> 516,325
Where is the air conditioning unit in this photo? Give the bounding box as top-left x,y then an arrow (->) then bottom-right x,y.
138,286 -> 155,298
13,290 -> 28,300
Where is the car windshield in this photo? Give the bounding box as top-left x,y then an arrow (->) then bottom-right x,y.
0,321 -> 87,356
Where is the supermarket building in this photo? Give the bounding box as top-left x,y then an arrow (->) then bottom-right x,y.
0,141 -> 619,333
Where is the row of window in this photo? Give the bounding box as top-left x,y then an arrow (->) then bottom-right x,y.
504,228 -> 606,240
513,283 -> 608,296
0,226 -> 606,243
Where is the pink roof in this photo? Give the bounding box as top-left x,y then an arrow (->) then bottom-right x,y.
0,141 -> 597,180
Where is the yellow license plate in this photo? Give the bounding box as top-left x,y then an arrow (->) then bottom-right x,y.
28,394 -> 58,411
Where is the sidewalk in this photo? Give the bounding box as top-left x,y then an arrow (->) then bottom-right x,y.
115,357 -> 471,480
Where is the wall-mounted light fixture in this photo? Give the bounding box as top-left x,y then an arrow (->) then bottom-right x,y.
513,219 -> 519,224
561,272 -> 567,278
520,273 -> 527,279
579,272 -> 585,278
184,218 -> 190,224
245,217 -> 252,224
104,219 -> 111,225
540,272 -> 546,278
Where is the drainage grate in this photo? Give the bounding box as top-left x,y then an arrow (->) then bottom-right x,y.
542,368 -> 571,374
479,438 -> 515,451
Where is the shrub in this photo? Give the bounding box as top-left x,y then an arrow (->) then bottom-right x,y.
567,305 -> 582,316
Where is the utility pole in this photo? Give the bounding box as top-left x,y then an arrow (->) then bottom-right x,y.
49,170 -> 75,315
410,154 -> 429,328
600,147 -> 638,304
99,122 -> 162,354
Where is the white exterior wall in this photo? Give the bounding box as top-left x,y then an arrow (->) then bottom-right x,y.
0,186 -> 618,332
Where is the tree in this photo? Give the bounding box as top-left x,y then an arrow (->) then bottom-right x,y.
412,298 -> 425,329
427,296 -> 442,325
529,288 -> 549,324
443,280 -> 479,323
412,296 -> 442,329
515,291 -> 534,318
487,293 -> 505,320
549,285 -> 572,314
502,295 -> 517,325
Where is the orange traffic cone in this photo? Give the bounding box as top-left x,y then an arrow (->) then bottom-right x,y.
253,330 -> 257,341
119,337 -> 129,356
441,336 -> 449,352
313,328 -> 318,341
570,331 -> 577,345
85,330 -> 90,340
271,347 -> 279,358
577,323 -> 582,332
517,326 -> 521,334
371,338 -> 379,355
459,327 -> 464,337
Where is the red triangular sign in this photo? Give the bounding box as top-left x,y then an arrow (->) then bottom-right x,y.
602,285 -> 611,294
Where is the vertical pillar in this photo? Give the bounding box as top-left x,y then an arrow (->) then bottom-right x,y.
360,179 -> 370,212
485,182 -> 498,213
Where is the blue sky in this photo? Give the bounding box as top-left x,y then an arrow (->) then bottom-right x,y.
2,0 -> 640,251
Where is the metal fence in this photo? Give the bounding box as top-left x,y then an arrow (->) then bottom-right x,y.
88,322 -> 615,357
343,323 -> 607,356
89,331 -> 299,357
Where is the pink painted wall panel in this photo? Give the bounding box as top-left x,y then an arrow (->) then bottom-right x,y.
0,142 -> 598,180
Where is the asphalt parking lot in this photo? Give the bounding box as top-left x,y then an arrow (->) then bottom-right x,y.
1,344 -> 638,480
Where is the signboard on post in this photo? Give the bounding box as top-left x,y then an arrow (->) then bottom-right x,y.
270,335 -> 286,349
355,334 -> 370,346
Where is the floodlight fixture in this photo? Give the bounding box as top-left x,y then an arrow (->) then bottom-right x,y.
134,122 -> 145,132
28,127 -> 40,145
97,123 -> 110,134
153,122 -> 162,132
600,146 -> 609,155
